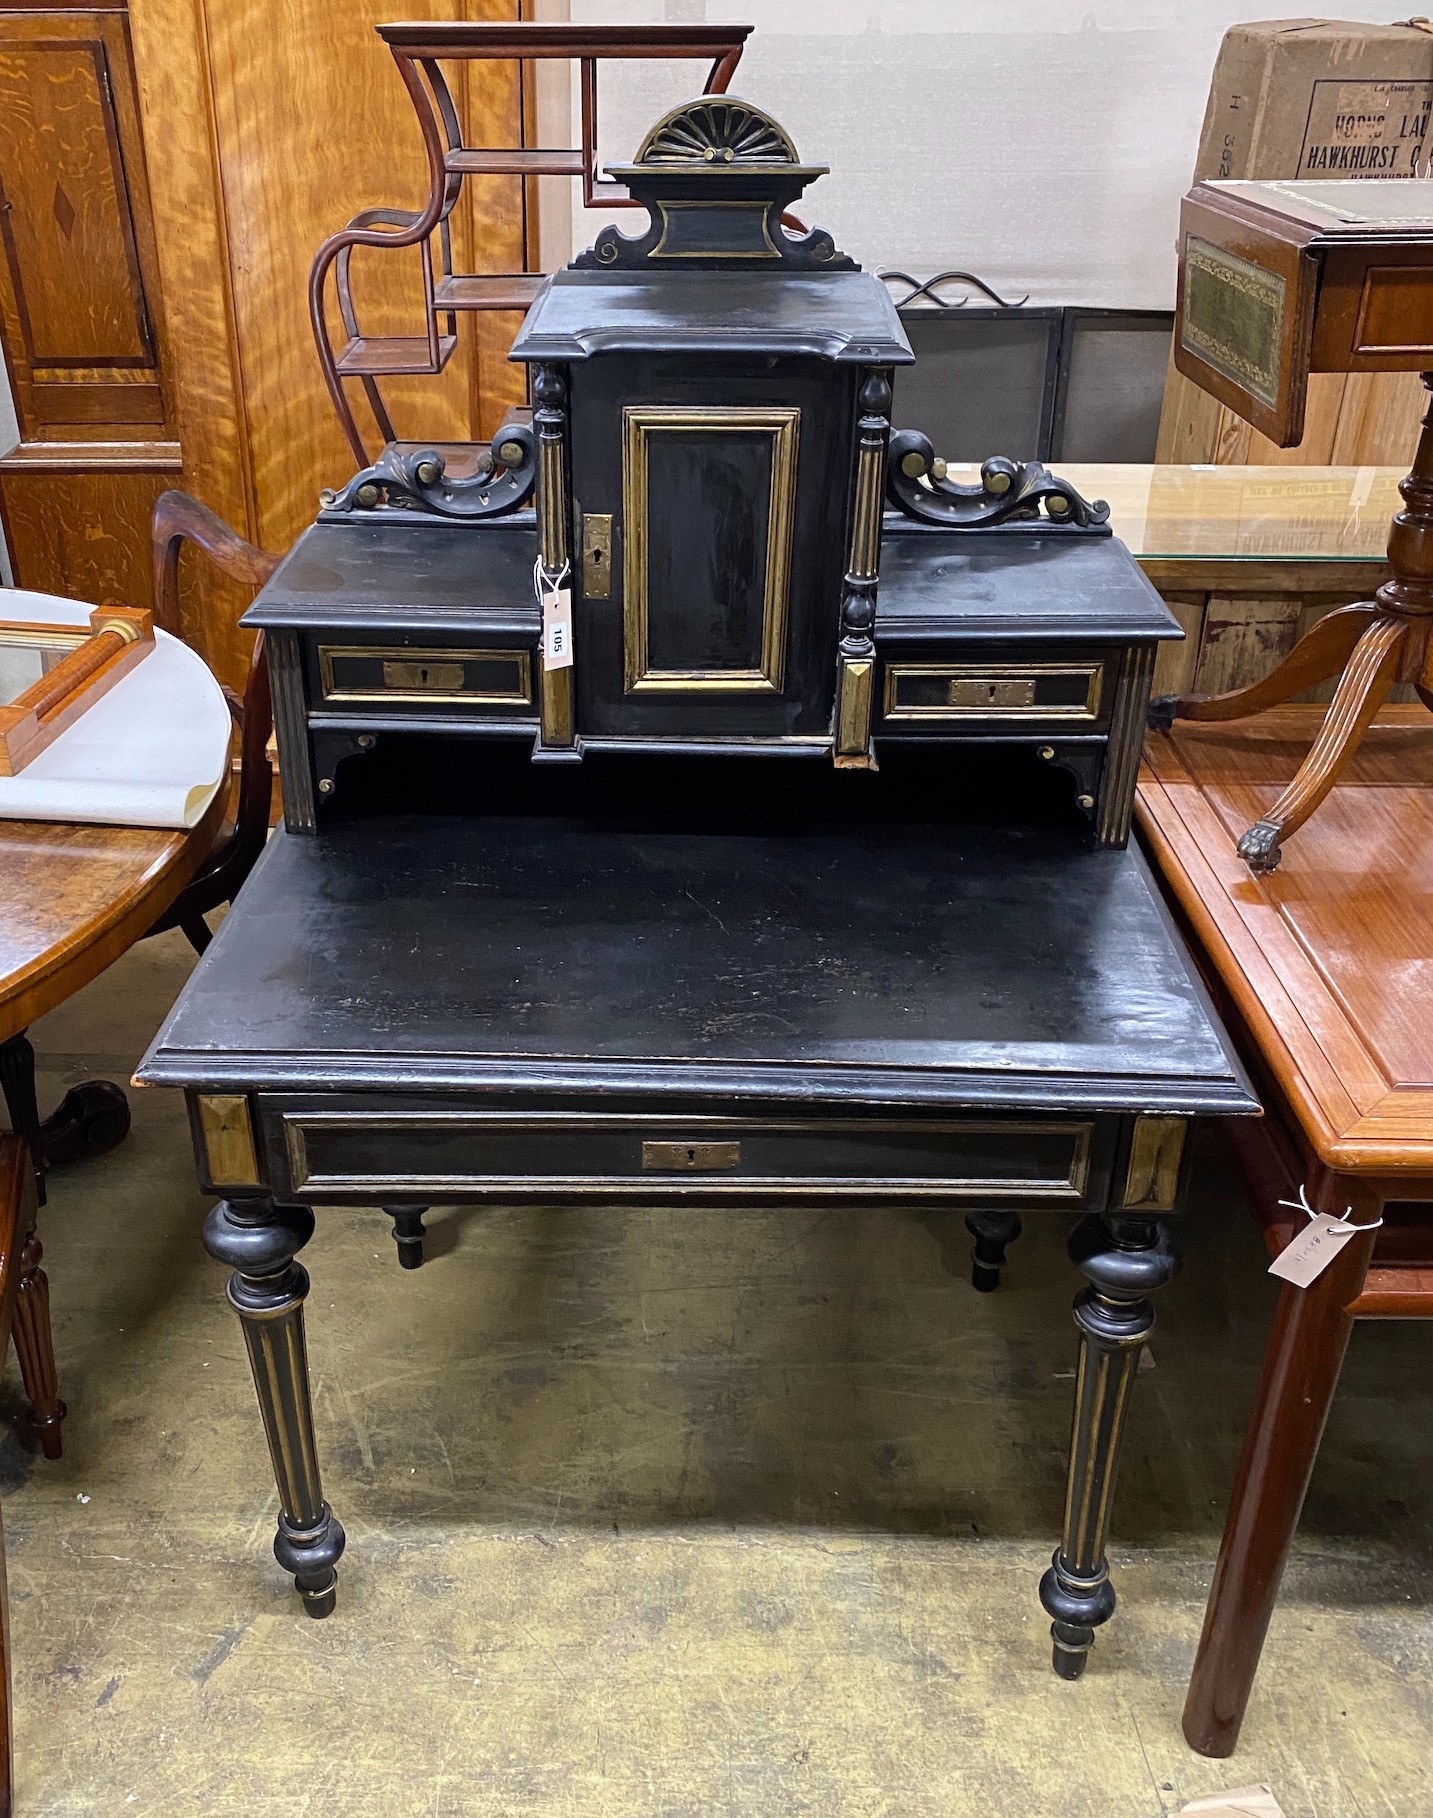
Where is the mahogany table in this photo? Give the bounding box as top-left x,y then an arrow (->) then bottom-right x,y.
0,791 -> 228,1455
1135,704 -> 1433,1757
0,793 -> 229,1179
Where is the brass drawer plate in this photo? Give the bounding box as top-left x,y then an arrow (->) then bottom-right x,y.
317,645 -> 532,707
642,1139 -> 741,1171
278,1110 -> 1094,1201
882,662 -> 1103,723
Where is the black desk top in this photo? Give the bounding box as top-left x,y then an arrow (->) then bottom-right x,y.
140,807 -> 1253,1117
243,513 -> 1177,649
243,517 -> 541,638
875,523 -> 1179,646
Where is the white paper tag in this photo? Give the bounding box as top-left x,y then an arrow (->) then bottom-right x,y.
1177,1786 -> 1286,1818
542,584 -> 573,670
1268,1213 -> 1357,1288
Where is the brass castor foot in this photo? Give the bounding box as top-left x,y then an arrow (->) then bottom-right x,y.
1236,819 -> 1282,875
1145,694 -> 1179,734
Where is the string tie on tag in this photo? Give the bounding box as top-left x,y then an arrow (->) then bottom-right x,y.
1276,1182 -> 1383,1235
533,556 -> 570,597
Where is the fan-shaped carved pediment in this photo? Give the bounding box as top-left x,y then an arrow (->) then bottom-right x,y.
635,98 -> 799,167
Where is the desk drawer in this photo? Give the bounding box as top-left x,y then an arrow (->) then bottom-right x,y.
312,642 -> 534,713
267,1107 -> 1100,1204
879,658 -> 1108,730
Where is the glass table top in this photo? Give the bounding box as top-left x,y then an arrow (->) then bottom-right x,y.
937,464 -> 1401,562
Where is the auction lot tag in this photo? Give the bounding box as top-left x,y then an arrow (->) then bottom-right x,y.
1176,1786 -> 1285,1818
540,578 -> 573,670
1268,1214 -> 1358,1288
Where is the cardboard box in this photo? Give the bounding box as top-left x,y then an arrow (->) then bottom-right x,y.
1197,19 -> 1433,182
1157,19 -> 1433,465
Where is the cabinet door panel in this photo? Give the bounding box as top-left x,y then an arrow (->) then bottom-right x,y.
0,12 -> 169,440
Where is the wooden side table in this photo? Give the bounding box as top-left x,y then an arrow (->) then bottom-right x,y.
1135,704 -> 1433,1757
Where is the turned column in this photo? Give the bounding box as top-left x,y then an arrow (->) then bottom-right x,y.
833,367 -> 891,768
534,362 -> 575,752
203,1199 -> 345,1616
1040,1213 -> 1178,1677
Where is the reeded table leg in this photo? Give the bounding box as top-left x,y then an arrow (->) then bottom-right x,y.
1041,1213 -> 1178,1678
965,1208 -> 1022,1292
203,1198 -> 345,1617
12,1234 -> 65,1459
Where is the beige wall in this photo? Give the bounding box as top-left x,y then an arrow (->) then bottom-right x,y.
556,0 -> 1405,304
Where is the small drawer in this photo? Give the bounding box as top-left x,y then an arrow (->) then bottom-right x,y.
315,643 -> 532,709
881,660 -> 1104,726
268,1104 -> 1101,1205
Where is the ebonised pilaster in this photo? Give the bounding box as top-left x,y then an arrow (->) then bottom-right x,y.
1041,1213 -> 1177,1677
203,1198 -> 345,1616
534,363 -> 576,753
268,629 -> 317,834
833,368 -> 891,768
1095,644 -> 1156,848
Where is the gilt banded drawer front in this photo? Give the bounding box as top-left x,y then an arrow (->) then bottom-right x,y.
881,660 -> 1104,725
316,644 -> 532,709
270,1107 -> 1099,1204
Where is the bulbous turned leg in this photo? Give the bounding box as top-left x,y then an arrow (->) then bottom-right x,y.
12,1234 -> 65,1459
1041,1213 -> 1178,1679
203,1198 -> 345,1617
964,1208 -> 1023,1293
384,1203 -> 428,1270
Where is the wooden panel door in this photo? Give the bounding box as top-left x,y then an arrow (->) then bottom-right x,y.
0,8 -> 172,439
0,4 -> 188,653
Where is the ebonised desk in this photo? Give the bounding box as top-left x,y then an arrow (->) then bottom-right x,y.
138,756 -> 1254,1678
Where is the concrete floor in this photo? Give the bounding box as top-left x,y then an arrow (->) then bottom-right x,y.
4,929 -> 1431,1817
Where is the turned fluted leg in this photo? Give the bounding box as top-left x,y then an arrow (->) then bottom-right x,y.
12,1234 -> 65,1460
1041,1213 -> 1178,1678
384,1203 -> 428,1270
965,1208 -> 1023,1293
203,1199 -> 345,1617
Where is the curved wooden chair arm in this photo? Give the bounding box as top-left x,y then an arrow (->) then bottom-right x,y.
151,490 -> 280,638
146,492 -> 282,952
